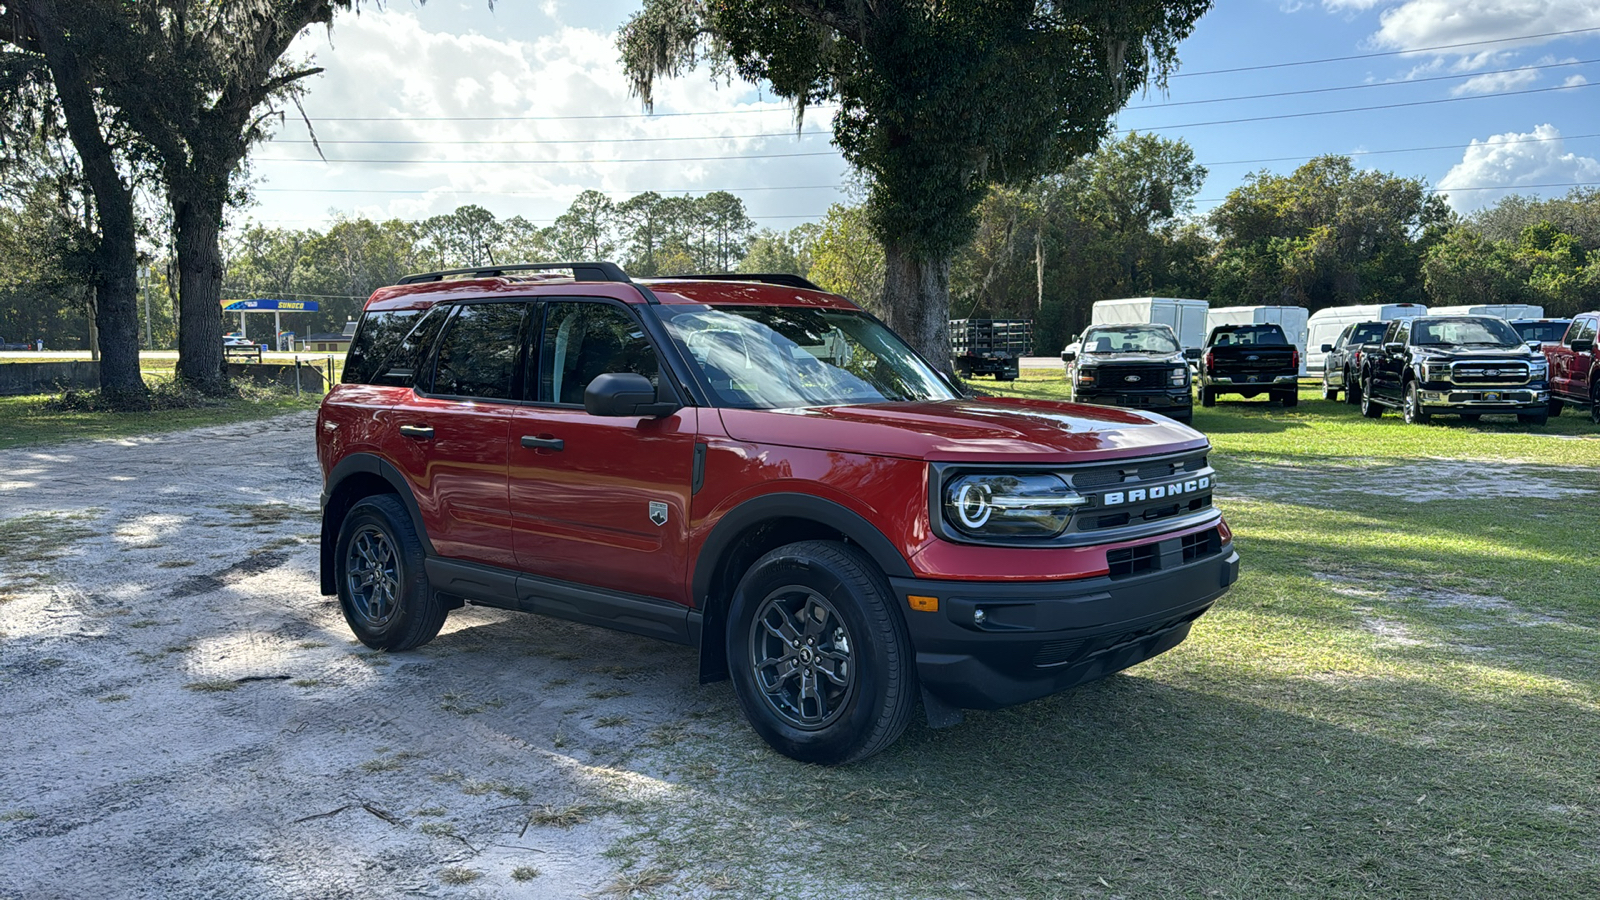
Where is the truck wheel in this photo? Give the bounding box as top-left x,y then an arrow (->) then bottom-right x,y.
1592,389 -> 1600,425
1200,387 -> 1216,407
1548,397 -> 1563,417
1279,389 -> 1299,408
726,541 -> 916,765
1322,381 -> 1338,401
1360,384 -> 1384,418
335,495 -> 447,651
1402,381 -> 1430,425
1345,373 -> 1362,406
1518,411 -> 1548,426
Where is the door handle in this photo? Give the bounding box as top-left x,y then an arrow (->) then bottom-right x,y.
399,424 -> 434,440
521,435 -> 564,452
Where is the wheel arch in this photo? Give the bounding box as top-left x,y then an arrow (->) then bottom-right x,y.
690,493 -> 913,684
321,453 -> 433,596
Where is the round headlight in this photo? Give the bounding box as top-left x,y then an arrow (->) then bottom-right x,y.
942,473 -> 1084,539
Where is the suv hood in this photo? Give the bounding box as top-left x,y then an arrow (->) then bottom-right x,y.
1417,346 -> 1537,360
717,398 -> 1206,463
1080,351 -> 1185,365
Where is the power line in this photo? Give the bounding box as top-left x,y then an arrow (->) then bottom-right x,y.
1127,57 -> 1599,111
1200,132 -> 1600,167
1139,80 -> 1600,131
268,130 -> 836,146
301,105 -> 837,122
256,184 -> 845,195
251,150 -> 842,165
1171,25 -> 1600,79
1190,181 -> 1600,204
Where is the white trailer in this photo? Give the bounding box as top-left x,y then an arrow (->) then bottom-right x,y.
1206,306 -> 1311,375
1425,303 -> 1545,320
1305,303 -> 1428,374
1089,298 -> 1210,350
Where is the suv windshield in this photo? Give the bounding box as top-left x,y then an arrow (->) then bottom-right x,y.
659,305 -> 959,409
1412,317 -> 1523,348
1081,326 -> 1180,354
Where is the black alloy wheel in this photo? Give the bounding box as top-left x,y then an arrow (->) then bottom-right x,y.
726,541 -> 916,765
335,494 -> 447,651
1403,381 -> 1430,425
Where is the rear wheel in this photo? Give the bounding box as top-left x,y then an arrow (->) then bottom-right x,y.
1360,382 -> 1384,418
1402,381 -> 1430,425
726,541 -> 916,765
1344,371 -> 1363,406
335,495 -> 446,651
1278,389 -> 1299,408
1200,387 -> 1216,407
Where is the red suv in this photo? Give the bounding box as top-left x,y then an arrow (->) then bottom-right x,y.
316,263 -> 1239,763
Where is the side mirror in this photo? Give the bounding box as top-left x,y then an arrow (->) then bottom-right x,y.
584,373 -> 680,418
1573,339 -> 1595,354
1184,348 -> 1202,361
1320,343 -> 1334,353
1526,341 -> 1541,351
1060,350 -> 1077,363
1384,342 -> 1405,354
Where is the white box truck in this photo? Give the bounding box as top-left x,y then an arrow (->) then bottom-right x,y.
1425,303 -> 1545,320
1305,303 -> 1429,374
1090,298 -> 1210,350
1207,306 -> 1311,375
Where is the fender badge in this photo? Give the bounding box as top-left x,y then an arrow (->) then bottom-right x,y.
648,501 -> 668,527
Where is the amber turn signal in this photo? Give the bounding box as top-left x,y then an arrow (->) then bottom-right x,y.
907,595 -> 939,613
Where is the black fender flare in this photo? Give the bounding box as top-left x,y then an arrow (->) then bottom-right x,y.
320,453 -> 433,594
689,492 -> 914,683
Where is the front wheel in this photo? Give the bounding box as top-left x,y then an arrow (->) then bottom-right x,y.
1403,381 -> 1430,425
726,541 -> 916,765
335,495 -> 447,651
1322,382 -> 1339,401
1592,390 -> 1600,425
1200,387 -> 1216,407
1548,397 -> 1563,417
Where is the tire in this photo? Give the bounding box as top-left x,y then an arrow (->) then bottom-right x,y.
1548,397 -> 1563,417
1200,387 -> 1216,407
334,494 -> 447,651
1360,383 -> 1384,418
1592,390 -> 1600,425
725,540 -> 916,765
1402,380 -> 1430,425
1279,389 -> 1299,408
1344,372 -> 1363,406
1519,411 -> 1548,426
1322,382 -> 1338,401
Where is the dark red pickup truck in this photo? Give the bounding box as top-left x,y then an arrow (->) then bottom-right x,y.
1544,312 -> 1600,423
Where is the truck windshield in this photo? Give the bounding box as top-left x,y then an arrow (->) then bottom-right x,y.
658,305 -> 959,409
1081,326 -> 1180,353
1350,322 -> 1388,345
1514,321 -> 1569,343
1412,317 -> 1523,348
1210,324 -> 1287,346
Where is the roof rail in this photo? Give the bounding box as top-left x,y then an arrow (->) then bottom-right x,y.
648,273 -> 824,292
397,262 -> 631,286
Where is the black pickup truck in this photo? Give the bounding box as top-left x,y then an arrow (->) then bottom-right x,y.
1198,323 -> 1300,407
1062,323 -> 1194,423
1359,315 -> 1550,425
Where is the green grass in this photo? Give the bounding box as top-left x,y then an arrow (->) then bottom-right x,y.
0,388 -> 316,451
596,374 -> 1600,899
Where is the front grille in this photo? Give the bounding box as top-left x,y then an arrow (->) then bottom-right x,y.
1449,361 -> 1530,385
1107,543 -> 1158,579
1097,365 -> 1174,387
1068,454 -> 1208,490
1182,527 -> 1221,561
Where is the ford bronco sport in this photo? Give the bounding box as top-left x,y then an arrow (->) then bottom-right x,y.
317,263 -> 1239,764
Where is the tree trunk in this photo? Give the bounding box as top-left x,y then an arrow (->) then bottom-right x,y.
172,181 -> 229,393
18,0 -> 147,404
881,240 -> 953,375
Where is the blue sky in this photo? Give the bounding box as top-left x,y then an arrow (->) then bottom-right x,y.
248,0 -> 1600,233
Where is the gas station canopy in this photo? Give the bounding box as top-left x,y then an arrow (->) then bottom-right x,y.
221,299 -> 319,312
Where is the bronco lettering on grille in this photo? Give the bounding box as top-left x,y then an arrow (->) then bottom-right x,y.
1103,476 -> 1211,507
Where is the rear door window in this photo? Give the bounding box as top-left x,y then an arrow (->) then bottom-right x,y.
536,301 -> 659,405
427,303 -> 530,400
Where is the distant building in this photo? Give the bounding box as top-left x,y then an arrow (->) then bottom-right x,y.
300,321 -> 357,353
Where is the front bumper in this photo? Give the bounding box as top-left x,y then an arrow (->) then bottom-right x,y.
1417,386 -> 1547,412
1075,389 -> 1192,415
890,539 -> 1239,709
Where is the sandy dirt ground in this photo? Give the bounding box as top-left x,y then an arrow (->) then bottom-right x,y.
0,412 -> 731,899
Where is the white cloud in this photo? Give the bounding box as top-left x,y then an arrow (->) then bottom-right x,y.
1437,124 -> 1600,212
1563,74 -> 1590,87
1368,1 -> 1600,53
1321,0 -> 1383,11
1450,66 -> 1541,95
248,10 -> 847,229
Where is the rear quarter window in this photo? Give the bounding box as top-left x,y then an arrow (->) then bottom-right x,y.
343,310 -> 423,385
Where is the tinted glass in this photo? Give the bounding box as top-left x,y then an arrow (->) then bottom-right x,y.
660,305 -> 959,409
1350,322 -> 1388,345
1572,318 -> 1598,344
1411,317 -> 1521,348
369,304 -> 449,387
1514,321 -> 1570,343
539,302 -> 659,405
343,310 -> 421,384
1081,325 -> 1180,353
429,303 -> 527,399
1209,324 -> 1288,346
